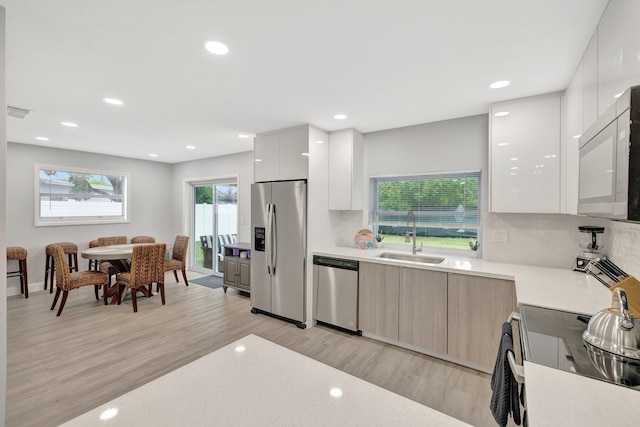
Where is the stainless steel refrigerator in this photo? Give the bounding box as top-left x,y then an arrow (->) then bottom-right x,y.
250,180 -> 306,328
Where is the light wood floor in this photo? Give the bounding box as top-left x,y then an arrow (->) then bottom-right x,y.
6,271 -> 508,427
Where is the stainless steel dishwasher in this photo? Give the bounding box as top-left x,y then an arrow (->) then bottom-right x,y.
313,255 -> 360,334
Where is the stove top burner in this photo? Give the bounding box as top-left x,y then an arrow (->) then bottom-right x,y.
519,304 -> 640,390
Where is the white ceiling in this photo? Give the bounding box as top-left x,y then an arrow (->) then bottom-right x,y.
0,0 -> 609,163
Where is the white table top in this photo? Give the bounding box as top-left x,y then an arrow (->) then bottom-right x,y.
60,334 -> 469,427
81,244 -> 138,260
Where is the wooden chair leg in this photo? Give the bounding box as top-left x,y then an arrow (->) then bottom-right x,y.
103,283 -> 108,305
56,291 -> 69,316
94,285 -> 100,301
21,259 -> 29,298
49,257 -> 55,294
72,253 -> 78,272
44,255 -> 50,291
131,289 -> 138,313
160,283 -> 166,305
181,268 -> 189,286
173,270 -> 179,283
50,288 -> 61,311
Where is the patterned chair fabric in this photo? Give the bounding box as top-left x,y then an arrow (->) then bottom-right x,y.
44,241 -> 79,294
115,243 -> 166,312
49,245 -> 109,316
7,246 -> 28,298
131,236 -> 156,244
164,235 -> 189,286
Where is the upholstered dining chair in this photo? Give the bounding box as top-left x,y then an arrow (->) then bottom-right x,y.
7,246 -> 28,298
114,243 -> 166,313
130,236 -> 155,244
49,245 -> 110,316
93,235 -> 129,299
164,235 -> 189,286
44,242 -> 79,294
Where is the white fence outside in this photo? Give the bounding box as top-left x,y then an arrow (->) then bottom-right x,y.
194,203 -> 237,240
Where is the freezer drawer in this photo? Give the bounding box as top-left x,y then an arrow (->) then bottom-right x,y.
313,257 -> 360,333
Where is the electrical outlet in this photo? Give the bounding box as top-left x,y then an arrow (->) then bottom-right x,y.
493,229 -> 509,243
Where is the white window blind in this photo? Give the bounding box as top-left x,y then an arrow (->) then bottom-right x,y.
369,171 -> 481,248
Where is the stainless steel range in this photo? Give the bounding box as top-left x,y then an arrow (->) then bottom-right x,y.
519,304 -> 640,390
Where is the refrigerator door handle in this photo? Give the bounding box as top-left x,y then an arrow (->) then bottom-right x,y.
265,203 -> 272,275
271,204 -> 277,275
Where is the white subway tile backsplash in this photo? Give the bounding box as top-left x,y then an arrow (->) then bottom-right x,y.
607,221 -> 640,277
483,213 -> 608,269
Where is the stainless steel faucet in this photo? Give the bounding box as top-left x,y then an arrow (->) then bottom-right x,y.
405,211 -> 423,255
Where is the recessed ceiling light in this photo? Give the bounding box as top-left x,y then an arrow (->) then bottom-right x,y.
301,152 -> 309,156
254,158 -> 262,162
489,80 -> 510,89
235,345 -> 246,353
510,157 -> 519,161
186,145 -> 196,150
315,140 -> 325,144
614,91 -> 624,98
497,142 -> 509,146
99,408 -> 118,421
330,388 -> 343,398
204,40 -> 229,55
35,136 -> 50,141
573,134 -> 582,139
494,111 -> 509,117
102,98 -> 124,105
149,153 -> 158,157
61,122 -> 78,127
238,134 -> 250,139
334,114 -> 347,120
510,166 -> 518,170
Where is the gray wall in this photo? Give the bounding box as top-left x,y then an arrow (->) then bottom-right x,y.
170,151 -> 254,244
332,114 -> 489,247
5,143 -> 174,296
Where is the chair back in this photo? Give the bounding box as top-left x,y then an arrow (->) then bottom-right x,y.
51,246 -> 71,290
98,236 -> 128,246
171,235 -> 189,262
131,236 -> 155,244
129,244 -> 166,289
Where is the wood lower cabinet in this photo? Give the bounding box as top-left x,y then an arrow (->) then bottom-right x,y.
447,273 -> 517,371
358,262 -> 399,340
398,268 -> 448,354
223,257 -> 251,292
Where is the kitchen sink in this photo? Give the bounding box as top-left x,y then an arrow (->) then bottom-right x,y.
375,252 -> 445,264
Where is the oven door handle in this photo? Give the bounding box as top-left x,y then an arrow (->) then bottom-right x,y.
507,311 -> 525,384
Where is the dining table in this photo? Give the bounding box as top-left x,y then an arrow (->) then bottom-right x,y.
81,243 -> 165,304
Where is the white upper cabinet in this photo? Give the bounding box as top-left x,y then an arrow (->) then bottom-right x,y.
254,126 -> 309,182
328,128 -> 363,210
583,30 -> 599,132
564,60 -> 584,215
597,0 -> 640,118
490,93 -> 561,213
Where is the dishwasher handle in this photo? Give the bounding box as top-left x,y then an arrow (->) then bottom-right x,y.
313,255 -> 359,271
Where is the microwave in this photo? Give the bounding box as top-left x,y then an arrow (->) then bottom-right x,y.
577,85 -> 640,221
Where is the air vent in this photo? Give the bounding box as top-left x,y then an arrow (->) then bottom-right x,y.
7,106 -> 30,119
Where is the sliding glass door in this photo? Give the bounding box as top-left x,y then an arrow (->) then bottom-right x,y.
191,180 -> 238,275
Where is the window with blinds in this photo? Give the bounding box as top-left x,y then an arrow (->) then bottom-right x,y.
369,171 -> 481,251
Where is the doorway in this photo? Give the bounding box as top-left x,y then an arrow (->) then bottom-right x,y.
191,180 -> 238,275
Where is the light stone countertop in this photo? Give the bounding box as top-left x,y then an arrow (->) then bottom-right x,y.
60,334 -> 470,427
313,246 -> 613,315
313,246 -> 640,427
